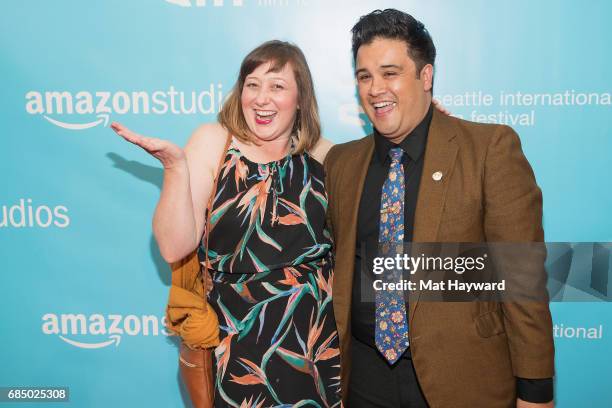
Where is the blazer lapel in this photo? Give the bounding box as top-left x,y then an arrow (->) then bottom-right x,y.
410,110 -> 458,325
332,136 -> 375,342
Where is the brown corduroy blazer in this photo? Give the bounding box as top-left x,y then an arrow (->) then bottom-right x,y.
324,109 -> 554,407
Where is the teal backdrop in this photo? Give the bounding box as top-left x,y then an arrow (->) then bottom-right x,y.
1,0 -> 611,406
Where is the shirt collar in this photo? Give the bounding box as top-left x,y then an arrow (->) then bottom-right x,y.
374,103 -> 433,164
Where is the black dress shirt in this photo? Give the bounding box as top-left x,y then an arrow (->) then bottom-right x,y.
352,105 -> 431,348
350,104 -> 553,403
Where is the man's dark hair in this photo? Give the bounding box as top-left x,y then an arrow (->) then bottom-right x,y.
351,9 -> 436,76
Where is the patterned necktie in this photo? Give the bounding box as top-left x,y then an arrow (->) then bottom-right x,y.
375,147 -> 409,364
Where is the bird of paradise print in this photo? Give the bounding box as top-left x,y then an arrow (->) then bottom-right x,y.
203,145 -> 340,407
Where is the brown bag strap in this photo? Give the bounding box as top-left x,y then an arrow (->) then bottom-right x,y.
201,132 -> 232,293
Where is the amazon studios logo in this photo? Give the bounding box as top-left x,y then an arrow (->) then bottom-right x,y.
25,85 -> 224,131
42,313 -> 170,349
1,199 -> 70,228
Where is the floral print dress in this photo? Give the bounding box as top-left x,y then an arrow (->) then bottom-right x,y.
198,140 -> 341,408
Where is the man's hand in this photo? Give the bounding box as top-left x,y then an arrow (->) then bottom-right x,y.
432,98 -> 452,116
517,398 -> 554,408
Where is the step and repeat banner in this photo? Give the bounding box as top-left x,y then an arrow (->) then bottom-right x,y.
1,0 -> 611,406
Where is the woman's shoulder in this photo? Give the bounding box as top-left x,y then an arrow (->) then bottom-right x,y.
190,122 -> 228,142
308,136 -> 334,165
185,122 -> 230,169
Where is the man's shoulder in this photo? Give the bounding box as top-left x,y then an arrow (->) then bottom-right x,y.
444,114 -> 518,145
326,134 -> 372,163
329,134 -> 372,154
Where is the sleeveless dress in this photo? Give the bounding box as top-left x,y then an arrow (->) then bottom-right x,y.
198,140 -> 341,408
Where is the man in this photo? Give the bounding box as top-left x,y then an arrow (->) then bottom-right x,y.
324,9 -> 555,408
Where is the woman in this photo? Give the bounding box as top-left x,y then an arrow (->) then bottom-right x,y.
112,40 -> 340,407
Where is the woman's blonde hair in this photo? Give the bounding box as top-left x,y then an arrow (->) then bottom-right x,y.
218,40 -> 320,154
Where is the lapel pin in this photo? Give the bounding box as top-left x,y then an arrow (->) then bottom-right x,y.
432,171 -> 443,181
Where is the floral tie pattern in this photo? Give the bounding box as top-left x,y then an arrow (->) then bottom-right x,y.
375,147 -> 409,364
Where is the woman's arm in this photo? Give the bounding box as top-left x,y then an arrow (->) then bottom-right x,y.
112,122 -> 227,263
181,123 -> 228,259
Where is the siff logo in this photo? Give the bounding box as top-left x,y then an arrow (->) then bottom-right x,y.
42,313 -> 170,349
166,0 -> 244,6
166,0 -> 306,8
25,85 -> 224,131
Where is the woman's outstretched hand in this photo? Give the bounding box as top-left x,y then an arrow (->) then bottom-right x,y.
111,122 -> 186,169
